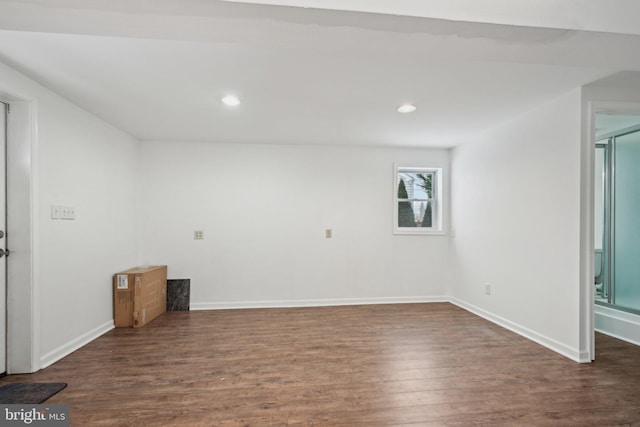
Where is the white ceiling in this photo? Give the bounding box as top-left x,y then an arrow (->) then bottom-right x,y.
222,0 -> 640,36
0,0 -> 639,147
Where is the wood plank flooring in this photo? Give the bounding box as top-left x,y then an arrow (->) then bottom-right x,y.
3,303 -> 640,426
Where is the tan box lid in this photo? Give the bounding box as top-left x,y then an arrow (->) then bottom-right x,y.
115,265 -> 166,275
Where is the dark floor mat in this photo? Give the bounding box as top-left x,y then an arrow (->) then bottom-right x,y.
0,382 -> 67,404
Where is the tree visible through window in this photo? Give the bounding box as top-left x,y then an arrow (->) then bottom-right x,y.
395,166 -> 442,234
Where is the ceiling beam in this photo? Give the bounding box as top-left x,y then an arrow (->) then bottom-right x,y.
220,0 -> 640,37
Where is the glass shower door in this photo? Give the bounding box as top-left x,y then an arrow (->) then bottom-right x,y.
612,130 -> 640,311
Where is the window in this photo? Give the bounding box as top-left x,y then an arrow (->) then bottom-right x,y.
394,166 -> 443,234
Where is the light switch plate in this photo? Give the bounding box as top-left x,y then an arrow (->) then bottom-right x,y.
51,205 -> 61,220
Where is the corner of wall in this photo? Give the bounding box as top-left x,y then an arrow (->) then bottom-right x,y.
450,297 -> 584,362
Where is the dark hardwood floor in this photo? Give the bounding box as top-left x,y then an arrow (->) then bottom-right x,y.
3,303 -> 640,426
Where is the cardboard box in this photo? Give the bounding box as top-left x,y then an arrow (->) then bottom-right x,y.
113,265 -> 167,328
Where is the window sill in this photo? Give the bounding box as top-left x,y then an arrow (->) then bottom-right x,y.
393,229 -> 447,236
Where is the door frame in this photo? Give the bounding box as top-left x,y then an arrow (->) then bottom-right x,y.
0,91 -> 38,374
582,100 -> 640,361
0,101 -> 6,375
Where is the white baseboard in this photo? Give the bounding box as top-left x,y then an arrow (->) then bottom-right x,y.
40,320 -> 114,369
595,305 -> 640,347
191,296 -> 448,311
38,296 -> 598,369
449,297 -> 585,362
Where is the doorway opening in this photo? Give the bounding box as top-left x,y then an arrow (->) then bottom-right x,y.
594,112 -> 640,345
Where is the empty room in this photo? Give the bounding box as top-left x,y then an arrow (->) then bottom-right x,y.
1,0 -> 640,425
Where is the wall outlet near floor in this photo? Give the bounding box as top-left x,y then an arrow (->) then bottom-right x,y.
194,230 -> 205,240
484,283 -> 491,295
325,229 -> 332,239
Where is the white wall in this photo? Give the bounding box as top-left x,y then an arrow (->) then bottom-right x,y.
0,61 -> 139,370
450,89 -> 584,360
138,141 -> 449,308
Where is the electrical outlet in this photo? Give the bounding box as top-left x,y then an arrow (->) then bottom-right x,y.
325,229 -> 332,239
60,206 -> 76,220
484,283 -> 491,295
194,230 -> 204,240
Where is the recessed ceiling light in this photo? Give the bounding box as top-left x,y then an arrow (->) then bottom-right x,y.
222,95 -> 241,107
398,104 -> 416,114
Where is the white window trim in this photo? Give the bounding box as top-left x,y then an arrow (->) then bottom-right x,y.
393,165 -> 445,235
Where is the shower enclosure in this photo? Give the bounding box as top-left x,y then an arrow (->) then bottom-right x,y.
595,125 -> 640,314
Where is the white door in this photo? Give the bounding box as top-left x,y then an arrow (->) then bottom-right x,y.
0,102 -> 6,374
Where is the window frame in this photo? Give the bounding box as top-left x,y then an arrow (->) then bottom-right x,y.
393,165 -> 445,235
